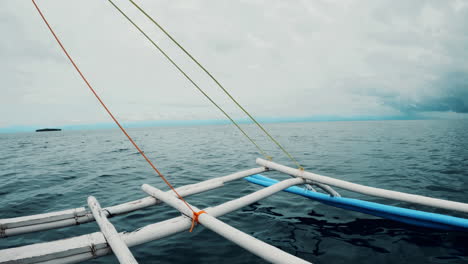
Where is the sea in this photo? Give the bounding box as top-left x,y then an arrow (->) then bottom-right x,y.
1,119 -> 467,263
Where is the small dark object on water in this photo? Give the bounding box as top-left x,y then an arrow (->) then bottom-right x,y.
35,128 -> 62,132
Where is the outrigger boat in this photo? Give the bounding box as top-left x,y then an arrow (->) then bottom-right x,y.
1,1 -> 467,263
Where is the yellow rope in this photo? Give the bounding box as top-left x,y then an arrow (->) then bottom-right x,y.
106,0 -> 269,159
127,0 -> 303,169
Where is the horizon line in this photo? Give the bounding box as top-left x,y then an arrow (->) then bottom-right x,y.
0,115 -> 447,134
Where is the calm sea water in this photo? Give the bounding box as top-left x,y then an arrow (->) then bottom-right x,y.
1,120 -> 467,263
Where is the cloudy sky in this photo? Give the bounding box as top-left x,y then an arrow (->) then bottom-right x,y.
1,0 -> 467,131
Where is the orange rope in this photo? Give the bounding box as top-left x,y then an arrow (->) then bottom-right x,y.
31,0 -> 197,219
189,210 -> 207,232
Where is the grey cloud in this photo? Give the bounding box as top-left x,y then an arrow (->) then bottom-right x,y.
380,71 -> 468,114
386,96 -> 468,114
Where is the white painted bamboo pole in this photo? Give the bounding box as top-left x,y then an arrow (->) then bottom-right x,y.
199,214 -> 310,264
1,182 -> 221,238
142,182 -> 310,264
38,247 -> 111,264
0,177 -> 306,264
311,182 -> 341,197
0,208 -> 88,229
206,177 -> 306,216
1,215 -> 95,238
0,167 -> 266,237
88,196 -> 138,264
257,158 -> 468,213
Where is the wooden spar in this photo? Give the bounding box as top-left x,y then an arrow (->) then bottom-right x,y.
142,181 -> 310,264
0,181 -> 222,238
0,167 -> 266,237
88,196 -> 138,264
257,158 -> 468,213
309,182 -> 340,197
0,208 -> 88,230
0,177 -> 306,264
1,215 -> 93,238
204,177 -> 305,216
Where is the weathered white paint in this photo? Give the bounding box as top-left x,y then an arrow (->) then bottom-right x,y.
0,231 -> 108,264
0,207 -> 87,230
200,214 -> 309,264
88,196 -> 138,264
0,167 -> 266,237
142,181 -> 310,264
0,176 -> 307,264
204,177 -> 306,217
257,158 -> 468,213
311,182 -> 341,197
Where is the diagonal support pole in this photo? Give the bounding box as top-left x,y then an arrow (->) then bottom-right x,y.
88,196 -> 138,264
142,182 -> 311,264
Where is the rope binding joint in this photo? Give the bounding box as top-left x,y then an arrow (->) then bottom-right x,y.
189,210 -> 207,232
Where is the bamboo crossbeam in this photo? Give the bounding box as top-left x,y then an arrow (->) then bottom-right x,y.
142,181 -> 310,264
88,196 -> 138,264
257,158 -> 468,213
206,177 -> 305,216
0,167 -> 266,237
0,176 -> 306,264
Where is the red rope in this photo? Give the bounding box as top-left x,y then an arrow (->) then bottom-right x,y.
31,0 -> 196,217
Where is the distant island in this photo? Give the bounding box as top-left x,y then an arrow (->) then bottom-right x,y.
35,128 -> 62,132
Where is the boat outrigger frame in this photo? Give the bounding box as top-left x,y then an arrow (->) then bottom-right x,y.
1,159 -> 467,264
8,1 -> 465,263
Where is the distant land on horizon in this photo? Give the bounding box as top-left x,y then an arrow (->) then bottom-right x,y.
35,128 -> 62,132
0,115 -> 466,134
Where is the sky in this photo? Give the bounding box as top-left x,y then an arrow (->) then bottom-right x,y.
1,0 -> 468,132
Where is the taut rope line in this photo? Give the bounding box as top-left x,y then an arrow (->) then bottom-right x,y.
31,0 -> 203,227
126,0 -> 302,169
107,0 -> 269,160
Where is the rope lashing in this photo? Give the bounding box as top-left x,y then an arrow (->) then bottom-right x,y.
32,0 -> 196,218
106,0 -> 269,160
126,0 -> 303,169
189,210 -> 207,232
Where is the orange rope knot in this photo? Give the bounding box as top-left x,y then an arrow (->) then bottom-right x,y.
189,210 -> 207,232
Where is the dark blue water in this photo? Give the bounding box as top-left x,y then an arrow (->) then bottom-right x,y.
1,120 -> 467,263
